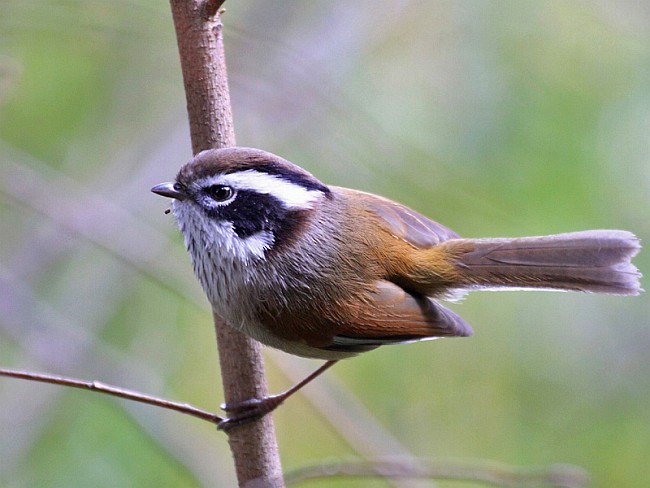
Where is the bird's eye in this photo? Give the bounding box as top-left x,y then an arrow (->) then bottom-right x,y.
206,184 -> 236,203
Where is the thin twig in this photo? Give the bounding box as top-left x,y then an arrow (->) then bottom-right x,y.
284,459 -> 590,488
0,368 -> 223,424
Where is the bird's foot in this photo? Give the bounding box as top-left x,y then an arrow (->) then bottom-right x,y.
217,394 -> 284,431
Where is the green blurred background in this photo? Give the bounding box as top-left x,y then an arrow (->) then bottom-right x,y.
1,1 -> 649,487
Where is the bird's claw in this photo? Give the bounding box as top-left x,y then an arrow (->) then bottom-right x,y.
217,394 -> 283,431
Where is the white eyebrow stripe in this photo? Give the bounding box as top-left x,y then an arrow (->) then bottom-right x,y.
196,170 -> 323,209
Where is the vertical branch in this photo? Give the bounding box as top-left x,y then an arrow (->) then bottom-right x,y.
168,1 -> 284,486
170,1 -> 235,154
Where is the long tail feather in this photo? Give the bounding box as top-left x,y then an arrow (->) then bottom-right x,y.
448,230 -> 642,295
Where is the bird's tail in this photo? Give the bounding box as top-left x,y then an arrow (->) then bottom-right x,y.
443,230 -> 641,295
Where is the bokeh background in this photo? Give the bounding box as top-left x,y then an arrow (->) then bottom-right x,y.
1,1 -> 649,486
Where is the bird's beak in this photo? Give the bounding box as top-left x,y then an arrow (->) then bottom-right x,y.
151,182 -> 187,201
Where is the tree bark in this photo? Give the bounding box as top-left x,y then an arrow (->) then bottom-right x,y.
168,2 -> 284,486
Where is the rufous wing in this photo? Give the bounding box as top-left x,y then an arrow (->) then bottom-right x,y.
326,281 -> 472,353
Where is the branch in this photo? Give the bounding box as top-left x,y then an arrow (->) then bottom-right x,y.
168,1 -> 284,486
0,368 -> 222,424
284,459 -> 590,488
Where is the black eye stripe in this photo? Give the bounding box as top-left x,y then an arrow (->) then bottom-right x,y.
203,190 -> 307,249
209,190 -> 279,238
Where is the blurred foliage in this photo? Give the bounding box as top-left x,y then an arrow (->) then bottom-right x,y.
1,1 -> 649,487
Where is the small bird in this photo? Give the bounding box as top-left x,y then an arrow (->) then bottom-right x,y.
152,147 -> 641,428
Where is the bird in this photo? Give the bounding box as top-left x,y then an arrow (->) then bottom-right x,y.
152,146 -> 641,429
